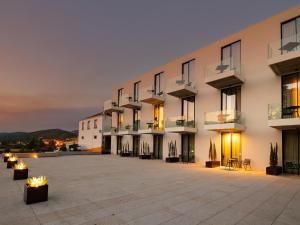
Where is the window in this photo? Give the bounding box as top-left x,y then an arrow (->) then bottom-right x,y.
133,109 -> 141,130
182,59 -> 195,83
154,105 -> 164,129
94,119 -> 98,129
221,41 -> 241,72
221,86 -> 241,111
81,136 -> 84,139
87,120 -> 90,130
281,16 -> 300,52
154,72 -> 163,95
182,96 -> 195,124
81,122 -> 84,130
117,88 -> 123,106
134,81 -> 141,102
282,73 -> 300,118
117,113 -> 123,129
94,135 -> 97,139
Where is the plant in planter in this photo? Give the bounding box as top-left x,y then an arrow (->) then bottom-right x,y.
166,140 -> 179,163
139,141 -> 151,159
205,139 -> 220,168
266,142 -> 282,175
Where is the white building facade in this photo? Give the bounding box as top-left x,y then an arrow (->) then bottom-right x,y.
103,5 -> 300,174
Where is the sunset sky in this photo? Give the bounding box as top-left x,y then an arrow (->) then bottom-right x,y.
1,0 -> 299,132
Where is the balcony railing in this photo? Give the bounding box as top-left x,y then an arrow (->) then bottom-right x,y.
118,122 -> 140,132
268,34 -> 300,59
103,99 -> 123,113
120,94 -> 141,109
166,75 -> 197,98
206,57 -> 242,78
102,126 -> 118,133
204,110 -> 242,125
165,116 -> 196,128
139,121 -> 164,131
268,103 -> 300,120
140,85 -> 165,104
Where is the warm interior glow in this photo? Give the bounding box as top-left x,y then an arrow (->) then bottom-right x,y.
27,176 -> 47,187
32,154 -> 38,159
4,153 -> 12,157
7,156 -> 18,162
14,161 -> 28,170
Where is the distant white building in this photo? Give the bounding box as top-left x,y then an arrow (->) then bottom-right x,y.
78,112 -> 111,153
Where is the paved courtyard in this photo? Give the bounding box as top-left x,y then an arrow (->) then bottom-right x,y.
1,155 -> 300,225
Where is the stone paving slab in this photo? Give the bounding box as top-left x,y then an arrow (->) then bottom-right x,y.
0,155 -> 300,225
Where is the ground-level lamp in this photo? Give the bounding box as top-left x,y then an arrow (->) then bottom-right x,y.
7,156 -> 18,169
24,176 -> 48,204
13,161 -> 28,180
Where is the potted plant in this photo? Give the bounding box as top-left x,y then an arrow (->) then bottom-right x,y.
166,141 -> 179,163
266,142 -> 282,175
139,142 -> 151,159
205,140 -> 220,168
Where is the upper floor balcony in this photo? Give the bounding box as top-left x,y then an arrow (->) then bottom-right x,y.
138,121 -> 164,134
204,110 -> 245,131
268,34 -> 300,76
119,94 -> 142,110
205,59 -> 244,89
268,103 -> 300,129
102,125 -> 118,136
117,122 -> 139,135
140,85 -> 165,105
166,75 -> 197,98
103,100 -> 124,114
165,116 -> 197,133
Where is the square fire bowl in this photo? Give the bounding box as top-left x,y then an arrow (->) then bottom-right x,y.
24,184 -> 48,204
14,169 -> 29,180
165,157 -> 180,163
7,160 -> 18,169
3,156 -> 9,162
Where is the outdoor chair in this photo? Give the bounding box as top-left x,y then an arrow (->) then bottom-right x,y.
242,158 -> 251,170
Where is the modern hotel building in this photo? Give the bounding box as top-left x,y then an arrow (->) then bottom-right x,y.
102,5 -> 300,174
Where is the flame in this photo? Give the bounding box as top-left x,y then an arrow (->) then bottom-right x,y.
7,156 -> 18,162
27,176 -> 47,187
14,161 -> 28,170
32,154 -> 38,159
4,153 -> 12,157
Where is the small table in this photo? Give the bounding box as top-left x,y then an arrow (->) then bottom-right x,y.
286,105 -> 300,117
176,119 -> 185,126
146,122 -> 154,129
226,158 -> 239,170
216,64 -> 229,73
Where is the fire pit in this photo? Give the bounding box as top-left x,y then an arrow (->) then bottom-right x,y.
3,153 -> 12,162
13,161 -> 28,180
7,156 -> 18,169
24,176 -> 48,204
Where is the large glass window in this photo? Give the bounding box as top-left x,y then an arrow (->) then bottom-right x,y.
117,88 -> 123,106
283,129 -> 300,175
221,132 -> 241,166
154,72 -> 163,95
282,73 -> 300,118
117,113 -> 123,129
134,81 -> 140,102
182,59 -> 195,83
182,96 -> 195,125
133,109 -> 141,130
281,16 -> 300,52
221,86 -> 241,111
154,105 -> 164,129
221,41 -> 241,72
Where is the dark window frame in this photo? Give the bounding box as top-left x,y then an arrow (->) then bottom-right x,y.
117,88 -> 123,106
133,81 -> 141,102
220,40 -> 241,69
154,72 -> 163,95
181,59 -> 195,83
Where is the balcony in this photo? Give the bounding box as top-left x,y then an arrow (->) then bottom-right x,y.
140,85 -> 165,105
165,116 -> 197,133
120,94 -> 142,110
268,34 -> 300,76
103,100 -> 124,114
205,59 -> 244,89
117,123 -> 139,135
268,104 -> 300,129
102,126 -> 118,136
166,75 -> 197,98
138,121 -> 164,134
204,110 -> 245,131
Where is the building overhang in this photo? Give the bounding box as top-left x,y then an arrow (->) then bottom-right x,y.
204,123 -> 245,132
205,70 -> 244,89
165,127 -> 197,134
167,85 -> 197,99
138,129 -> 165,135
268,118 -> 300,129
268,51 -> 300,76
140,95 -> 165,105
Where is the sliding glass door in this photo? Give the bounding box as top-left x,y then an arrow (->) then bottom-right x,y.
132,136 -> 140,157
221,41 -> 241,72
221,132 -> 241,166
281,16 -> 300,52
283,130 -> 300,175
282,73 -> 300,118
181,134 -> 195,162
153,135 -> 163,159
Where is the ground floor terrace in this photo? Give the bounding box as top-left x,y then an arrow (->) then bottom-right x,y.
1,155 -> 300,225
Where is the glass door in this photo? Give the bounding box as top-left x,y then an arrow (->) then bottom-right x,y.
117,136 -> 122,155
282,73 -> 300,118
283,129 -> 300,175
153,135 -> 163,159
103,136 -> 111,154
181,134 -> 195,162
132,136 -> 140,157
221,132 -> 241,166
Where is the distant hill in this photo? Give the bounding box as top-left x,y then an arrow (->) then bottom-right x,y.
0,129 -> 77,142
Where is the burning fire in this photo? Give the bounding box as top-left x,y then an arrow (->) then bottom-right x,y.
4,153 -> 12,157
14,161 -> 28,170
27,176 -> 47,188
7,156 -> 18,162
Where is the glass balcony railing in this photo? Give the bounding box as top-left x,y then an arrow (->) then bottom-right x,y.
268,34 -> 300,59
139,121 -> 164,131
118,122 -> 140,132
268,103 -> 300,120
165,116 -> 196,128
205,57 -> 243,78
204,110 -> 242,125
141,85 -> 164,98
103,126 -> 118,133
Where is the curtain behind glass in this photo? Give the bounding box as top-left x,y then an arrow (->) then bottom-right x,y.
221,46 -> 231,66
283,130 -> 299,174
231,42 -> 241,72
282,20 -> 297,50
282,74 -> 299,118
